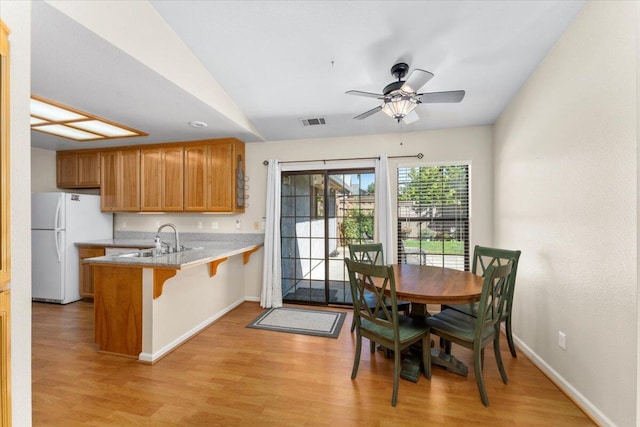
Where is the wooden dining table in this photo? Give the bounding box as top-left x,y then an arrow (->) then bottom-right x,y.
391,263 -> 484,305
375,263 -> 485,378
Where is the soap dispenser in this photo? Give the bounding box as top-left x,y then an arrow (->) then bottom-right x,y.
154,236 -> 162,256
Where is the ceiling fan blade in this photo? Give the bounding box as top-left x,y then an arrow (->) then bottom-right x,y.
418,90 -> 466,103
402,110 -> 420,125
353,106 -> 382,120
401,69 -> 434,93
345,90 -> 384,99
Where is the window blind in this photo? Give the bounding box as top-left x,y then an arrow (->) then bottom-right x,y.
397,165 -> 470,270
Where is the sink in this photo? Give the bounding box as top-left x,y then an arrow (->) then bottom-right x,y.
114,247 -> 200,258
116,249 -> 155,258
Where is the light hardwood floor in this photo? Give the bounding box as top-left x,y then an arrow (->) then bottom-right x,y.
32,301 -> 596,426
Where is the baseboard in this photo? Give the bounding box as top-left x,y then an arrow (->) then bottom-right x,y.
512,333 -> 614,427
244,296 -> 260,302
139,297 -> 247,363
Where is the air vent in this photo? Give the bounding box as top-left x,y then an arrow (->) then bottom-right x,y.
299,117 -> 327,127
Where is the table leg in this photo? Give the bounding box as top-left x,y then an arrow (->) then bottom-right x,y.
430,347 -> 469,376
400,303 -> 470,379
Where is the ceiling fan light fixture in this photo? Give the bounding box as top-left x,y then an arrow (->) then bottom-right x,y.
381,95 -> 419,121
346,62 -> 464,123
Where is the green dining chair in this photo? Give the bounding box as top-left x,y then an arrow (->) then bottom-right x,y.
427,261 -> 513,407
347,243 -> 411,333
444,245 -> 521,358
345,258 -> 431,407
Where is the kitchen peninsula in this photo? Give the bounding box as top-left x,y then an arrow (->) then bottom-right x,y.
82,236 -> 262,363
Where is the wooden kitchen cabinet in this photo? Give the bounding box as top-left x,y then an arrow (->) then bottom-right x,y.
56,150 -> 101,188
78,247 -> 105,299
56,152 -> 78,188
141,147 -> 183,211
185,139 -> 245,213
67,138 -> 244,213
94,266 -> 142,357
184,145 -> 207,211
100,150 -> 140,212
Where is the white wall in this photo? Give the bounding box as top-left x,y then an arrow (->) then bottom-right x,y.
31,147 -> 57,192
1,1 -> 32,425
494,2 -> 637,426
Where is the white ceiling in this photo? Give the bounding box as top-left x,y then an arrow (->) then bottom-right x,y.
31,1 -> 585,151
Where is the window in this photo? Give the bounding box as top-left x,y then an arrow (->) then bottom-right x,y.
397,165 -> 469,270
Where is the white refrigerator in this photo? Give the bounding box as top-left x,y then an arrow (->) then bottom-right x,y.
31,192 -> 113,304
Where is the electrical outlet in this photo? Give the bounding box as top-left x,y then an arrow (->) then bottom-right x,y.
197,221 -> 203,229
558,331 -> 567,350
235,219 -> 241,230
253,221 -> 260,230
211,221 -> 219,230
122,221 -> 127,229
155,221 -> 160,228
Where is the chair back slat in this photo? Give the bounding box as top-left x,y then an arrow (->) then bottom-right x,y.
475,262 -> 513,340
472,246 -> 521,316
348,243 -> 385,265
345,258 -> 399,335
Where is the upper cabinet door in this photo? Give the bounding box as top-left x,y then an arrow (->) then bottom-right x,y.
141,147 -> 183,212
100,150 -> 140,212
100,152 -> 119,212
140,148 -> 162,211
206,141 -> 234,212
77,152 -> 101,187
57,151 -> 100,189
120,150 -> 140,211
162,146 -> 184,211
56,152 -> 78,188
184,145 -> 207,212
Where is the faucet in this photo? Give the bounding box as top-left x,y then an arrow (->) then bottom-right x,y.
155,223 -> 180,253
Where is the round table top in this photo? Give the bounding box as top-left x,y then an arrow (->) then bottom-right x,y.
389,264 -> 484,305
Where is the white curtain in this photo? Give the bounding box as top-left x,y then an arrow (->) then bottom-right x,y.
261,160 -> 283,308
375,154 -> 394,263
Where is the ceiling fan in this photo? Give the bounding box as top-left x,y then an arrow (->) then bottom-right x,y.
346,62 -> 465,124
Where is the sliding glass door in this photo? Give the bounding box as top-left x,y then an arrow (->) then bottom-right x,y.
281,169 -> 374,305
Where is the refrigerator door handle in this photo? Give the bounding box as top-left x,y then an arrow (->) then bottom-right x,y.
54,230 -> 62,263
54,197 -> 62,230
53,197 -> 63,262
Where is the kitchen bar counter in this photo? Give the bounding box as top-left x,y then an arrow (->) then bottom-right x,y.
80,236 -> 263,363
82,241 -> 261,270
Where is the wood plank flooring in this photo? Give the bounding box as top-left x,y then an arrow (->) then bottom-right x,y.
32,301 -> 596,426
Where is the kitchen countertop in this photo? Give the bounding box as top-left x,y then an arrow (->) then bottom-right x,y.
81,240 -> 262,270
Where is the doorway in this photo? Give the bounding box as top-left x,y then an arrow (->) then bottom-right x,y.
280,169 -> 375,306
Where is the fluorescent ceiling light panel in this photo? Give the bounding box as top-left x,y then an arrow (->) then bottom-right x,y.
34,124 -> 105,140
30,116 -> 48,125
30,98 -> 87,121
71,120 -> 137,137
30,95 -> 147,142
